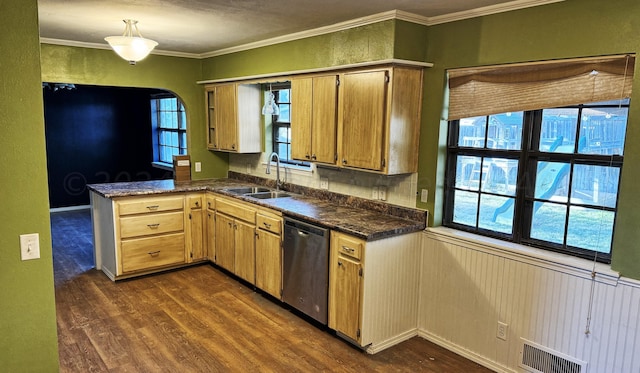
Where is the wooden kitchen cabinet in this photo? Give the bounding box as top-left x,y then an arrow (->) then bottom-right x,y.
338,66 -> 423,175
255,210 -> 283,299
328,230 -> 422,352
205,82 -> 262,153
214,195 -> 257,283
91,192 -> 187,280
205,193 -> 216,262
291,74 -> 339,165
185,193 -> 206,263
329,231 -> 364,342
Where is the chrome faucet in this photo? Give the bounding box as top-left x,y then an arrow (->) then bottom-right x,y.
266,152 -> 282,190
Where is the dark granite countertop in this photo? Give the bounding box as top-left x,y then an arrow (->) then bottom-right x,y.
87,175 -> 427,241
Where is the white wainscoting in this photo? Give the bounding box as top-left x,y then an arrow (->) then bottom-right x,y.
419,228 -> 640,373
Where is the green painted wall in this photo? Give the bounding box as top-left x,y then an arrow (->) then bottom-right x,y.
40,44 -> 228,180
419,0 -> 640,278
0,0 -> 59,371
201,20 -> 396,79
5,2 -> 640,370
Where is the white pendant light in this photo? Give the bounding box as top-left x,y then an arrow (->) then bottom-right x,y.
105,20 -> 158,65
262,85 -> 280,115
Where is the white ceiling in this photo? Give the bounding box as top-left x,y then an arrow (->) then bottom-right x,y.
37,0 -> 561,58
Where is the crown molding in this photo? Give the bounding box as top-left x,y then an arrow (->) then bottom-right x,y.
41,0 -> 564,59
199,10 -> 411,59
426,0 -> 564,25
39,37 -> 202,59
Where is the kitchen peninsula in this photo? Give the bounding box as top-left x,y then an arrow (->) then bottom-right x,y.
88,173 -> 426,352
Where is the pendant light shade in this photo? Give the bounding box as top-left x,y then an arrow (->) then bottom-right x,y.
262,88 -> 280,115
105,20 -> 158,65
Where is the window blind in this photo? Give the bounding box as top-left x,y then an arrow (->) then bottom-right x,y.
447,54 -> 635,120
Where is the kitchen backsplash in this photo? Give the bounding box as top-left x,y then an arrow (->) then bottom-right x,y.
228,153 -> 418,208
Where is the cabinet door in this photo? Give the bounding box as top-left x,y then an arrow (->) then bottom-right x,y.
312,75 -> 338,164
216,83 -> 238,151
291,78 -> 313,161
340,70 -> 387,171
332,256 -> 362,342
187,194 -> 205,262
234,219 -> 255,284
206,87 -> 218,149
206,210 -> 215,262
215,213 -> 235,272
255,230 -> 282,299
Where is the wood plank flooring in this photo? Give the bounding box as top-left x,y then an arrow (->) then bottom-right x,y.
52,209 -> 493,372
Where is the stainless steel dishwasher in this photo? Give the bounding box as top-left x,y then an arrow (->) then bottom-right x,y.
282,217 -> 330,325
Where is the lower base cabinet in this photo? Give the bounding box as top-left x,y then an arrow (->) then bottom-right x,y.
255,210 -> 283,299
328,230 -> 422,353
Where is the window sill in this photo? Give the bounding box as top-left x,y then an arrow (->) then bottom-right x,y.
424,226 -> 620,286
151,162 -> 173,172
262,161 -> 314,176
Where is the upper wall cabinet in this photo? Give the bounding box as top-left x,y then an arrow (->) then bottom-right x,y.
205,83 -> 262,153
338,66 -> 423,175
291,75 -> 339,165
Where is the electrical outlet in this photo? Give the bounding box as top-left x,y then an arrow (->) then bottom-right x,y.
371,186 -> 379,200
20,233 -> 40,260
320,177 -> 329,189
195,162 -> 202,172
421,189 -> 429,203
379,186 -> 387,201
497,321 -> 508,341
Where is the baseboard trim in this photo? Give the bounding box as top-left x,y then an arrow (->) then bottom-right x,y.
50,205 -> 90,213
366,329 -> 419,354
417,329 -> 514,373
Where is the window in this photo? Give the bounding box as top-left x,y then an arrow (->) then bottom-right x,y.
150,95 -> 187,166
269,85 -> 309,167
444,100 -> 629,263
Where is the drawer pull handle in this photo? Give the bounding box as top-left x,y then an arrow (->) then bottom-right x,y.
148,250 -> 160,257
146,205 -> 160,210
147,223 -> 160,229
342,245 -> 355,253
263,222 -> 271,229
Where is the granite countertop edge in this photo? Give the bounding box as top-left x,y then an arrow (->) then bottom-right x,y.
87,178 -> 427,241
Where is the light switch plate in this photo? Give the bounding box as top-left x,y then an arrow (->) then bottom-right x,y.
421,189 -> 429,203
20,233 -> 40,260
195,162 -> 201,172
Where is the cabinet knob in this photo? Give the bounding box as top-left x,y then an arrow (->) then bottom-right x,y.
305,154 -> 311,159
311,154 -> 317,160
342,159 -> 347,165
232,144 -> 236,149
338,261 -> 342,266
195,201 -> 199,207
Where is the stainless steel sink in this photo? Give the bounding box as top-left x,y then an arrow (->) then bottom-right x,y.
224,186 -> 271,195
246,191 -> 292,199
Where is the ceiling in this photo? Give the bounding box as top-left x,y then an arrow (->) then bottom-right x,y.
37,0 -> 561,58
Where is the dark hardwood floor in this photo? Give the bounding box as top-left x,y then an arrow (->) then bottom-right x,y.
51,209 -> 492,372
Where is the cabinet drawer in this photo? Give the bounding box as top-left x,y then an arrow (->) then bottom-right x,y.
256,213 -> 282,235
121,233 -> 185,273
206,194 -> 216,210
118,196 -> 184,216
188,195 -> 203,209
335,233 -> 364,260
119,211 -> 184,239
216,197 -> 255,223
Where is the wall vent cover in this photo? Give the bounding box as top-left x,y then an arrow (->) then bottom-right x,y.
519,338 -> 587,373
